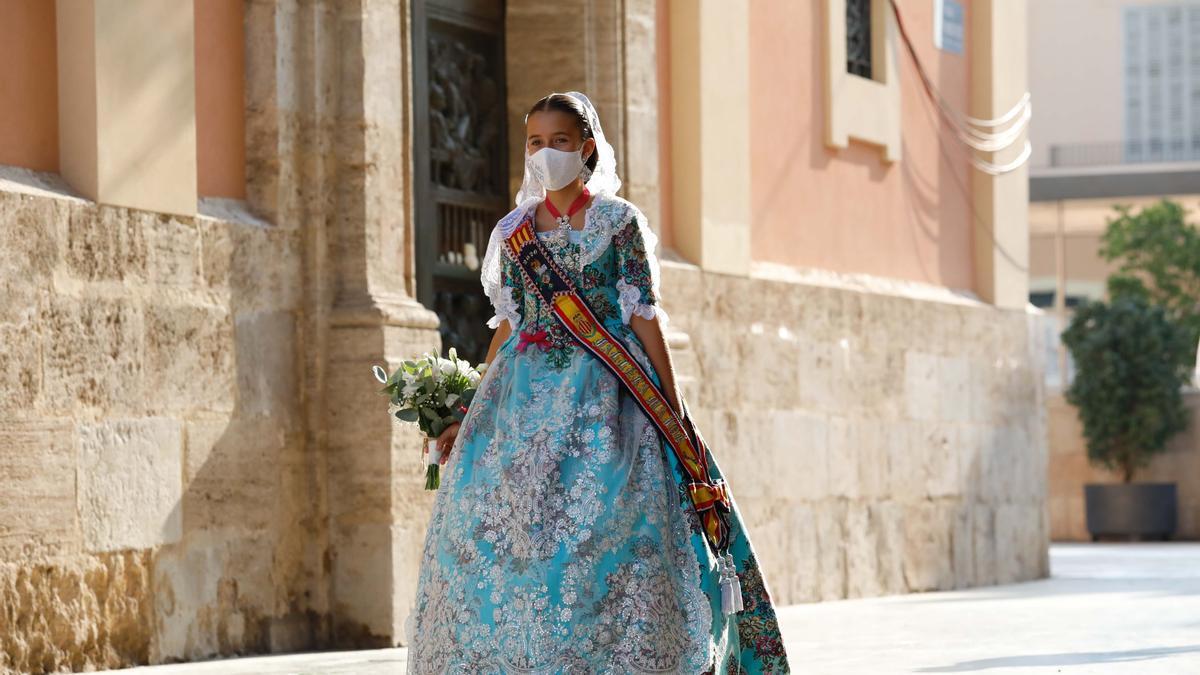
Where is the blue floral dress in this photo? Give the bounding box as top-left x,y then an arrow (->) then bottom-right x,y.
405,192 -> 790,673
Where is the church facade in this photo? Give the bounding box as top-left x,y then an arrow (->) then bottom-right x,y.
0,0 -> 1043,671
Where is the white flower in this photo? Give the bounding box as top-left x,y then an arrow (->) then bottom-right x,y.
439,358 -> 457,376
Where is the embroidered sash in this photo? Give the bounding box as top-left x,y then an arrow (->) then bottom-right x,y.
505,215 -> 735,556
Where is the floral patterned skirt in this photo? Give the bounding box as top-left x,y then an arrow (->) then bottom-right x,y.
405,327 -> 790,673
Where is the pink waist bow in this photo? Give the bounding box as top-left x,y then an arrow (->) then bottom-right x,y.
516,328 -> 551,352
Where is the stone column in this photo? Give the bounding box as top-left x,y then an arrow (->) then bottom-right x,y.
970,0 -> 1031,309
244,0 -> 440,647
666,0 -> 751,276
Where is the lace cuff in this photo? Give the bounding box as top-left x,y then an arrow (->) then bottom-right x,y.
616,276 -> 670,327
485,285 -> 521,330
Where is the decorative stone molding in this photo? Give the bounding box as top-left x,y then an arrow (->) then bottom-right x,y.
243,0 -> 441,648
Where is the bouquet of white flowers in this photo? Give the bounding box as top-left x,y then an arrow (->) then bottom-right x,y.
372,347 -> 487,489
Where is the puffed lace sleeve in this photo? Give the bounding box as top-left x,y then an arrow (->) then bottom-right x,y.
612,204 -> 670,328
480,225 -> 524,331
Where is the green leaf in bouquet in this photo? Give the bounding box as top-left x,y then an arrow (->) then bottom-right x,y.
420,406 -> 439,421
394,407 -> 420,422
430,418 -> 445,437
372,365 -> 388,384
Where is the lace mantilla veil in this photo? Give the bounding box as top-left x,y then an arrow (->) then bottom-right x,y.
480,91 -> 667,330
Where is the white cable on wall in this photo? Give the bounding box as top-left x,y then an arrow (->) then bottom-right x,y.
969,140 -> 1033,176
955,100 -> 1032,152
888,0 -> 1032,173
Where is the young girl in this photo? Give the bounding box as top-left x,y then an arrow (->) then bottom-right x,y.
405,91 -> 790,673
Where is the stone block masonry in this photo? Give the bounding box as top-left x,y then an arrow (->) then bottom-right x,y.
662,261 -> 1051,605
0,180 -> 319,673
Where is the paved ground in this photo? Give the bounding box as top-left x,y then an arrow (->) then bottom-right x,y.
109,543 -> 1200,674
780,543 -> 1200,674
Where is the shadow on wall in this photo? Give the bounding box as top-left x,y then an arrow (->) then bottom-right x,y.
0,174 -> 338,671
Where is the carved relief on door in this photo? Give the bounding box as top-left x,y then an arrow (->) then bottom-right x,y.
413,0 -> 507,365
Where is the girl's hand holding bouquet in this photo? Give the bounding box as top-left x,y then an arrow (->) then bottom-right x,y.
433,421 -> 461,466
372,347 -> 488,490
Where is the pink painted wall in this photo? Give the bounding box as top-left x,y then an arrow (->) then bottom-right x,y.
195,0 -> 246,199
0,2 -> 58,172
749,1 -> 975,291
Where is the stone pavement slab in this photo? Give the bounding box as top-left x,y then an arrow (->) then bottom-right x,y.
780,542 -> 1200,674
107,543 -> 1200,674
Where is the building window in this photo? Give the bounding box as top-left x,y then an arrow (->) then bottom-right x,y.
846,0 -> 873,79
823,0 -> 900,161
1123,3 -> 1200,163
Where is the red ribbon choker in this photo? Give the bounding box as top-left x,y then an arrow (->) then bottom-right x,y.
544,187 -> 591,226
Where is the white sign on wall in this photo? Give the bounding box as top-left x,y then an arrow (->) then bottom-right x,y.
934,0 -> 965,55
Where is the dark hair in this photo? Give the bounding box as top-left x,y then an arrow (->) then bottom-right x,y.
525,93 -> 599,173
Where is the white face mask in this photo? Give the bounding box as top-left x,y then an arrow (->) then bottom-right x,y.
525,146 -> 587,191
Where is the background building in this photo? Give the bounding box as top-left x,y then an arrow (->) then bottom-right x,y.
1029,0 -> 1200,317
1028,0 -> 1200,542
0,0 -> 1043,671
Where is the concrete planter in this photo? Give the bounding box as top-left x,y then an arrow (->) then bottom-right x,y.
1084,482 -> 1178,541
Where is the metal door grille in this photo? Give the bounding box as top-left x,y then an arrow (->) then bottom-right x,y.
847,0 -> 873,79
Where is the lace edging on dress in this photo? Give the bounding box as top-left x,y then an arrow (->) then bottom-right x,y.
485,285 -> 521,330
615,276 -> 671,327
481,193 -> 671,331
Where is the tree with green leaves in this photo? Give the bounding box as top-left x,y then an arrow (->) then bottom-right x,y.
1061,295 -> 1193,483
1099,198 -> 1200,369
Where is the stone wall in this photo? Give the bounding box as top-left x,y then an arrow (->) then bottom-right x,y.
1048,390 -> 1200,541
1,0 -> 444,666
660,261 -> 1052,603
0,173 -> 320,672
